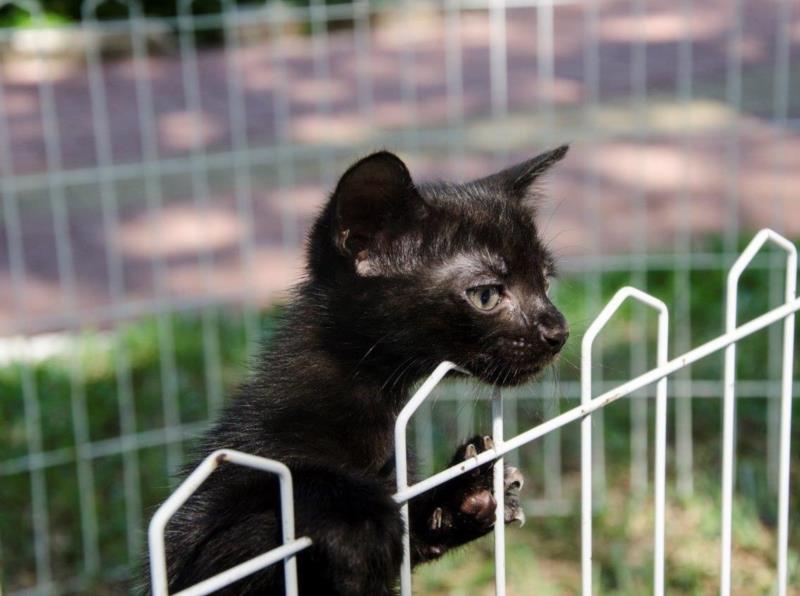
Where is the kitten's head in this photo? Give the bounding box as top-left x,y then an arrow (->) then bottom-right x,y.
307,146 -> 569,387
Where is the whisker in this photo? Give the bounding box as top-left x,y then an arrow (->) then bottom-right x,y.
351,332 -> 395,378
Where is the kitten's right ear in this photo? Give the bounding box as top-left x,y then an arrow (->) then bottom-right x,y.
477,144 -> 569,202
331,151 -> 422,270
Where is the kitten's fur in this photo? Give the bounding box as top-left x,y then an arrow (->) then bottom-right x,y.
148,147 -> 570,595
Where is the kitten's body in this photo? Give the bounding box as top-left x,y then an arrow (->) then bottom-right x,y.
149,148 -> 569,595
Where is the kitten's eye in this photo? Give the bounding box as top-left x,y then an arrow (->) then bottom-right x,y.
466,285 -> 503,311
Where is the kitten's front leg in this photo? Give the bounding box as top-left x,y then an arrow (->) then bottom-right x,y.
408,435 -> 525,564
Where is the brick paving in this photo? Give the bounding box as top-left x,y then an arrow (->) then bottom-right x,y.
0,0 -> 798,334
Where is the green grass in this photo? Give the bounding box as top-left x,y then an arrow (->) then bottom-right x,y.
0,8 -> 71,29
416,480 -> 800,595
1,236 -> 799,593
0,307 -> 285,592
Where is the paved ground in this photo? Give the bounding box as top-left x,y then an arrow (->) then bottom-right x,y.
0,0 -> 799,335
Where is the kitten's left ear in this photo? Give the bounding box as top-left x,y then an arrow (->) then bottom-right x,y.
331,151 -> 423,272
478,144 -> 569,201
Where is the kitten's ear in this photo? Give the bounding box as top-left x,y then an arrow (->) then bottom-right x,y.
331,151 -> 422,266
479,144 -> 569,201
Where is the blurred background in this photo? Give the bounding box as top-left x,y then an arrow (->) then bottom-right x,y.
0,0 -> 798,593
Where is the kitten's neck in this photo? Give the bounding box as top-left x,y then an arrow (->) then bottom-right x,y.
240,292 -> 425,472
295,286 -> 427,398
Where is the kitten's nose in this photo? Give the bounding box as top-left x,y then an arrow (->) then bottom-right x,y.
537,319 -> 569,351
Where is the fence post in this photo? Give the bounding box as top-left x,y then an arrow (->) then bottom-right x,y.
394,362 -> 466,596
147,449 -> 311,596
492,386 -> 506,596
581,287 -> 669,596
720,229 -> 797,596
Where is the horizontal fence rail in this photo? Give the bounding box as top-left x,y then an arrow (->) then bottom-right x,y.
148,449 -> 311,596
146,229 -> 799,595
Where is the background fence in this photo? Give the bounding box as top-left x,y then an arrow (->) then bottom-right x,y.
0,0 -> 798,593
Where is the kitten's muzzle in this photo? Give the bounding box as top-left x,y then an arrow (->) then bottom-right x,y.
536,312 -> 569,353
538,321 -> 569,352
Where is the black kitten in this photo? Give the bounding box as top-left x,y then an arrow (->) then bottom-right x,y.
149,146 -> 570,595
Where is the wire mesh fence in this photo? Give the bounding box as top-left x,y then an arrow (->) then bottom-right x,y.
0,0 -> 798,593
145,228 -> 798,595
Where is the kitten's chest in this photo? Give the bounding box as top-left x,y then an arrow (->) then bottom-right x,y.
347,419 -> 395,473
335,384 -> 403,472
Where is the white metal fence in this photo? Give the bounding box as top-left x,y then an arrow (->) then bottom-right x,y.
0,0 -> 798,592
146,228 -> 798,595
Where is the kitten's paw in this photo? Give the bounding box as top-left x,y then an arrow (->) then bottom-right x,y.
503,466 -> 525,527
450,435 -> 526,531
411,436 -> 526,563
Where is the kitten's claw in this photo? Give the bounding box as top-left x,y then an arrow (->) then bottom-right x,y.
502,466 -> 525,527
430,507 -> 443,531
448,436 -> 527,533
505,466 -> 524,491
416,433 -> 526,559
509,509 -> 526,528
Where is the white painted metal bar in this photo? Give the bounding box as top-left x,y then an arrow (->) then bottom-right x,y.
492,386 -> 506,596
488,0 -> 508,120
723,0 -> 743,254
776,250 -> 796,596
6,1 -> 83,586
415,401 -> 436,478
308,0 -> 336,189
674,0 -> 695,499
173,540 -> 312,596
127,1 -> 185,477
82,0 -> 144,563
771,3 -> 795,594
419,379 -> 800,405
504,388 -> 520,469
0,0 -> 588,39
749,0 -> 786,497
456,388 -> 474,441
537,0 -> 562,502
766,12 -> 790,491
629,0 -> 651,503
0,3 -> 56,589
5,378 -> 800,480
444,0 -> 466,179
264,0 -> 300,256
148,449 -> 309,596
11,228 -> 792,594
581,0 -> 607,512
177,0 -> 225,415
4,122 -> 761,198
768,259 -> 783,495
720,229 -> 797,596
220,0 -> 261,352
394,361 -> 468,596
652,302 -> 670,595
352,0 -> 374,123
395,281 -> 800,504
580,287 -> 669,596
399,0 -> 420,150
4,247 -> 791,337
